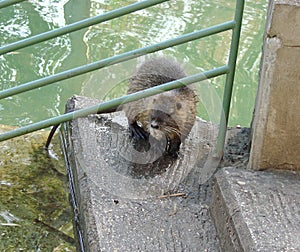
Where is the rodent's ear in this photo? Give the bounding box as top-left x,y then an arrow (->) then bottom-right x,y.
176,102 -> 182,110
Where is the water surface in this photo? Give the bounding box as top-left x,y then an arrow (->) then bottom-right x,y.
0,0 -> 268,127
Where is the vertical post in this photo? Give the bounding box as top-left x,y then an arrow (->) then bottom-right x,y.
248,0 -> 300,171
216,0 -> 245,157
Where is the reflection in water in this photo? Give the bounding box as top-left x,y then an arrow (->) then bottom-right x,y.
0,210 -> 20,223
0,125 -> 74,250
0,0 -> 72,126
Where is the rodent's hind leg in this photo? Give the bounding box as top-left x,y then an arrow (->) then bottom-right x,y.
129,122 -> 149,140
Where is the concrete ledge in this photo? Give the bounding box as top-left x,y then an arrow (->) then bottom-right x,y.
60,95 -> 221,251
210,167 -> 300,252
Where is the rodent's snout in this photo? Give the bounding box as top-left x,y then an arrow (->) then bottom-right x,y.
150,109 -> 168,128
150,120 -> 159,129
149,113 -> 165,140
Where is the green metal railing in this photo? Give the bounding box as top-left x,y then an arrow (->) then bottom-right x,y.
0,0 -> 26,9
0,0 -> 245,156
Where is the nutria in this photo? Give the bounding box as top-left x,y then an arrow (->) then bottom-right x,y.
45,57 -> 197,157
122,57 -> 197,156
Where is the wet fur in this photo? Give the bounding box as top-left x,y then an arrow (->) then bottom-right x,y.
122,57 -> 197,156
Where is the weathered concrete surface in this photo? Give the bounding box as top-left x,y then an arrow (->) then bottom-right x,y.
249,0 -> 300,170
61,95 -> 222,251
210,167 -> 300,252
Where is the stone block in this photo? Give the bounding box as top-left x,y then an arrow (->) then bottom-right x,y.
249,0 -> 300,170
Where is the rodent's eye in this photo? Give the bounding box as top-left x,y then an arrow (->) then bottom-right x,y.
176,102 -> 182,110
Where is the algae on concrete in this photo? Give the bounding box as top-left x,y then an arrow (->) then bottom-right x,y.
0,125 -> 75,251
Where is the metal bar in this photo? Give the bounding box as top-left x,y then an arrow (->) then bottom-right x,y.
0,65 -> 229,142
216,0 -> 245,156
0,0 -> 26,9
0,20 -> 235,100
0,0 -> 169,55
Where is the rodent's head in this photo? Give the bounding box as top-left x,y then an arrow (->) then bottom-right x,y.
147,93 -> 182,141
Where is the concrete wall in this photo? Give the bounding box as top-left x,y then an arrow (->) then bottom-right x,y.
249,0 -> 300,170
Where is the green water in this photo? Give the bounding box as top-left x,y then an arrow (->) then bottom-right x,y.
0,0 -> 268,128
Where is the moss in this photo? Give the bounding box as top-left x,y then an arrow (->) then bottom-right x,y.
0,125 -> 75,251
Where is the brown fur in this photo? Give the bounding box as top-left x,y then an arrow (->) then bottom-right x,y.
123,57 -> 197,155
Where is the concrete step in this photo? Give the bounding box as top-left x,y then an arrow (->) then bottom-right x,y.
210,167 -> 300,252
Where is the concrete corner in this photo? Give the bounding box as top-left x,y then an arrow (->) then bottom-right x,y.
268,0 -> 300,46
249,0 -> 300,170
